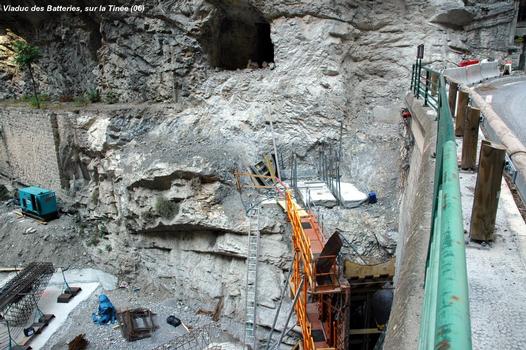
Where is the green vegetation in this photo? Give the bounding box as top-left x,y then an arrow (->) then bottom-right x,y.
88,233 -> 100,246
155,196 -> 178,219
86,88 -> 101,103
19,94 -> 50,108
13,41 -> 42,108
91,188 -> 99,205
86,223 -> 109,246
105,90 -> 118,104
73,95 -> 89,107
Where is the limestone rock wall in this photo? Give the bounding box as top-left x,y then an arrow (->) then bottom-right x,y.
0,0 -> 520,344
0,0 -> 520,102
0,108 -> 63,191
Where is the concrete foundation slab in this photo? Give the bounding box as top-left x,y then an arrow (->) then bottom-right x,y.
48,268 -> 118,290
338,182 -> 368,207
297,181 -> 337,208
23,282 -> 99,349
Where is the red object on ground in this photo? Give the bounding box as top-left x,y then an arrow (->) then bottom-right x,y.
458,59 -> 480,67
401,108 -> 412,119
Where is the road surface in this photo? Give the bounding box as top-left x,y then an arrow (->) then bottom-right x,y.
476,78 -> 526,145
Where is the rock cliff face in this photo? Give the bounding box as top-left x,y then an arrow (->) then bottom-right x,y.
1,0 -> 519,101
0,0 -> 519,344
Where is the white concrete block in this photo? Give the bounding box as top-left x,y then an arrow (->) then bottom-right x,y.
297,181 -> 337,208
338,182 -> 368,207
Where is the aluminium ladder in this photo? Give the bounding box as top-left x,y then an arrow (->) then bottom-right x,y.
244,207 -> 261,350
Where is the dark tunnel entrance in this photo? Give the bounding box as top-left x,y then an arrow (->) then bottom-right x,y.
254,22 -> 274,66
201,4 -> 275,70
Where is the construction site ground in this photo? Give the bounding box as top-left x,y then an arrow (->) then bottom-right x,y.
0,270 -> 238,350
457,134 -> 526,350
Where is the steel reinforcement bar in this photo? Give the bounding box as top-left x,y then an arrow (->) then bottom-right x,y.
411,62 -> 472,350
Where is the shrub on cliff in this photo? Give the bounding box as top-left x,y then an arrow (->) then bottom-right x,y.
155,196 -> 178,220
13,40 -> 42,108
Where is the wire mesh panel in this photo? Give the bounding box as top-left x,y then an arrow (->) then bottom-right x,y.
0,262 -> 54,348
0,262 -> 54,325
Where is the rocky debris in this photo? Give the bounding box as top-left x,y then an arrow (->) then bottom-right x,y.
43,287 -> 238,350
0,184 -> 12,200
0,202 -> 93,268
24,227 -> 36,234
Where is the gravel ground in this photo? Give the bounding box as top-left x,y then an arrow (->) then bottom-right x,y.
457,136 -> 526,350
44,286 -> 241,350
0,201 -> 93,269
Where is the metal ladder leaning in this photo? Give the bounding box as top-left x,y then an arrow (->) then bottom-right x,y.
244,207 -> 261,350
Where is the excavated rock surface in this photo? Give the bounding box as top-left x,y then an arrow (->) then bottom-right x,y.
0,0 -> 520,345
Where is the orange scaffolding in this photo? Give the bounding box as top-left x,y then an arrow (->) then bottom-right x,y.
235,169 -> 349,349
285,191 -> 349,350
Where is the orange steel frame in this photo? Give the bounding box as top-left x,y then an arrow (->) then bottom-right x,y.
285,191 -> 349,350
234,170 -> 349,349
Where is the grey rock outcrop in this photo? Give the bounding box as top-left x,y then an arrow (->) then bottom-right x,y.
0,0 -> 521,344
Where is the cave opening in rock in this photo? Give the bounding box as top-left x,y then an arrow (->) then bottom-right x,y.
203,4 -> 274,70
519,0 -> 526,22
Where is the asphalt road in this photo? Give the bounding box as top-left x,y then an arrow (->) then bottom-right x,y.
476,78 -> 526,145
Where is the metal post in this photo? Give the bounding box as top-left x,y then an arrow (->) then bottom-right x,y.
424,70 -> 430,106
5,318 -> 14,350
448,81 -> 458,116
411,64 -> 415,90
61,267 -> 71,292
413,61 -> 418,96
265,258 -> 295,350
274,277 -> 305,349
269,120 -> 281,180
416,59 -> 422,97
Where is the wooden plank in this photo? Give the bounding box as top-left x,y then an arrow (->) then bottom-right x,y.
0,267 -> 23,272
455,90 -> 469,137
14,210 -> 48,225
277,200 -> 309,217
350,328 -> 382,335
461,106 -> 480,170
344,258 -> 395,280
470,140 -> 506,241
448,81 -> 458,114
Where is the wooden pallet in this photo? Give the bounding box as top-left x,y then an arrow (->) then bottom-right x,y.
344,258 -> 395,281
14,211 -> 48,225
21,314 -> 55,348
57,287 -> 82,303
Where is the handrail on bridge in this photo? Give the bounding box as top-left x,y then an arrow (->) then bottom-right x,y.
411,61 -> 473,350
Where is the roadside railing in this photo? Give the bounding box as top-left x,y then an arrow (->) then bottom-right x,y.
411,62 -> 473,350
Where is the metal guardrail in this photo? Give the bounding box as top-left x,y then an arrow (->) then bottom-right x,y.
411,62 -> 473,350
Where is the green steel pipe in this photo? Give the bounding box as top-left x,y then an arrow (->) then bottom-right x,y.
419,193 -> 443,350
434,141 -> 472,350
411,58 -> 471,350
